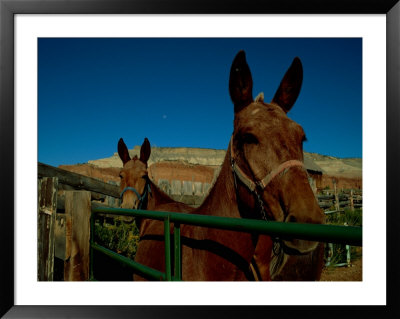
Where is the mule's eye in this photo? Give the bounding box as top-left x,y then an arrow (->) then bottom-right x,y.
243,133 -> 258,145
119,174 -> 123,179
302,135 -> 308,143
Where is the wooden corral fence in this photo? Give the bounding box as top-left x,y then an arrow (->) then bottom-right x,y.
38,162 -> 121,281
317,189 -> 362,213
317,181 -> 362,268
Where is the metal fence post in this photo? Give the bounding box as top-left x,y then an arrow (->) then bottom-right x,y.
164,215 -> 172,281
174,223 -> 181,280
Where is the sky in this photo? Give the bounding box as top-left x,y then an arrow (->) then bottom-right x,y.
38,38 -> 362,167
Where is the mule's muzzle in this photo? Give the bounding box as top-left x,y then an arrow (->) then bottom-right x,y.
281,238 -> 319,255
120,197 -> 139,210
281,210 -> 324,255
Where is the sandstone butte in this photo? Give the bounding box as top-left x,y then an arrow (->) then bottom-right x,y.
59,145 -> 362,192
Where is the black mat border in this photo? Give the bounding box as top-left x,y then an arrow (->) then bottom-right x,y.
1,0 -> 399,318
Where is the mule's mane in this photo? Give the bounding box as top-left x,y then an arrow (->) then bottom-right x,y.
255,92 -> 264,103
148,179 -> 175,204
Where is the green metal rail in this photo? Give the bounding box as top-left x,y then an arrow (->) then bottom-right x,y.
90,207 -> 362,281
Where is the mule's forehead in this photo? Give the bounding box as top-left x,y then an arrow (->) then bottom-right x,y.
235,102 -> 304,136
237,102 -> 288,125
248,101 -> 284,116
260,100 -> 285,111
123,159 -> 147,172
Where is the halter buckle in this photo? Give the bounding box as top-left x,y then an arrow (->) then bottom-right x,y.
255,180 -> 266,191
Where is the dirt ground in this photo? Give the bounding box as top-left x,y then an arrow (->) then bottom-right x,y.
320,258 -> 362,281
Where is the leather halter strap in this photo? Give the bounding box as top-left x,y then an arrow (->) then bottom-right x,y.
120,183 -> 151,209
230,136 -> 304,192
230,135 -> 305,264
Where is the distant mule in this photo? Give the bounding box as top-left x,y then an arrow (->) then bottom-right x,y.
123,51 -> 325,280
118,137 -> 195,234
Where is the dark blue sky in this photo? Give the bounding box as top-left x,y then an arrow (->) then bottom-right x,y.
38,38 -> 362,167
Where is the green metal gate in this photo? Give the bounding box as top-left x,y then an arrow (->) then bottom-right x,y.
90,207 -> 362,281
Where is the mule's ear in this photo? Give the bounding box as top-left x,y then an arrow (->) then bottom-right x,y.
118,138 -> 131,164
140,137 -> 151,164
272,57 -> 303,113
229,50 -> 253,114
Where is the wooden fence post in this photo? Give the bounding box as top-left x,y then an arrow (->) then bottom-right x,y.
307,176 -> 317,197
38,177 -> 58,281
350,189 -> 355,211
64,191 -> 91,281
333,179 -> 340,211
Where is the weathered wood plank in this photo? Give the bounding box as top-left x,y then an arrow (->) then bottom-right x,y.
350,189 -> 355,211
64,191 -> 91,281
37,177 -> 58,281
333,180 -> 340,211
56,194 -> 120,211
317,194 -> 335,200
54,213 -> 66,260
58,183 -> 109,202
38,162 -> 119,198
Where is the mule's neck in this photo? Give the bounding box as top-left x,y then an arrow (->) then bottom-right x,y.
196,145 -> 240,218
147,180 -> 177,210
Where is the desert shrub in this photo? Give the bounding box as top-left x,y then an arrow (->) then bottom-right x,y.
324,208 -> 362,266
326,208 -> 362,227
94,218 -> 139,260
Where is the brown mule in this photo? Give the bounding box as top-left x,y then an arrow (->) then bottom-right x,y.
118,137 -> 195,235
128,51 -> 325,280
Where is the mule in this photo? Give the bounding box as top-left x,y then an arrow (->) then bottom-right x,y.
127,51 -> 325,280
118,137 -> 195,234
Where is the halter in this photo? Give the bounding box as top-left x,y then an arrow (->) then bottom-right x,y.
230,136 -> 304,196
230,136 -> 305,254
120,182 -> 151,210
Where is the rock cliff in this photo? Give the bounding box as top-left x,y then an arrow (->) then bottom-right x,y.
59,146 -> 362,205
